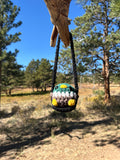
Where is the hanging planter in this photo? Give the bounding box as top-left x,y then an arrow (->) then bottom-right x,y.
50,33 -> 79,112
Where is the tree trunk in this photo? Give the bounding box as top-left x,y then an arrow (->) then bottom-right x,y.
0,21 -> 3,110
0,49 -> 1,110
44,86 -> 46,92
102,50 -> 110,103
5,90 -> 8,96
32,87 -> 34,92
9,89 -> 12,96
0,57 -> 2,110
103,2 -> 110,103
104,52 -> 110,102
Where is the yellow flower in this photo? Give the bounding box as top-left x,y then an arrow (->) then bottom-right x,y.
68,99 -> 76,106
52,98 -> 58,106
60,84 -> 67,88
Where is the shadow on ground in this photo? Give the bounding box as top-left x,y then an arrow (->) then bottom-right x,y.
0,107 -> 20,119
0,110 -> 14,119
0,104 -> 120,159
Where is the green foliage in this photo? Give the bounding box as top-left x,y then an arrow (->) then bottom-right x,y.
93,90 -> 105,96
59,1 -> 119,79
2,51 -> 24,95
0,0 -> 22,98
25,59 -> 40,91
110,0 -> 120,17
25,58 -> 52,91
56,72 -> 73,84
72,0 -> 120,102
37,58 -> 52,91
0,0 -> 22,51
110,74 -> 120,84
58,46 -> 87,76
76,0 -> 90,5
59,48 -> 73,74
73,0 -> 120,73
93,72 -> 104,84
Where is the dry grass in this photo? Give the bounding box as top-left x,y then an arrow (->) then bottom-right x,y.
0,84 -> 120,160
1,84 -> 120,112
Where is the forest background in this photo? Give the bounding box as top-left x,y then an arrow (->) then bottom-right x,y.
0,1 -> 120,159
0,0 -> 120,101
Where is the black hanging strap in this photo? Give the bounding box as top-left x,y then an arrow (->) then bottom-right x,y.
69,32 -> 78,94
51,36 -> 60,92
51,32 -> 78,93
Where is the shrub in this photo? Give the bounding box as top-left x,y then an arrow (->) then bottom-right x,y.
93,90 -> 105,96
11,106 -> 20,114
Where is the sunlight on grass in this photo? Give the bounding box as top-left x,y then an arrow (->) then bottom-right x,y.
0,85 -> 120,159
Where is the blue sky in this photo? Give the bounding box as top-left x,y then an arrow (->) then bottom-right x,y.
9,0 -> 85,68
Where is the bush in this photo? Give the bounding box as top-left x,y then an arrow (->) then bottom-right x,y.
11,106 -> 20,114
86,95 -> 120,125
93,90 -> 105,96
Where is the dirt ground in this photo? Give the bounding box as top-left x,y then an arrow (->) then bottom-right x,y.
0,85 -> 120,160
17,115 -> 120,160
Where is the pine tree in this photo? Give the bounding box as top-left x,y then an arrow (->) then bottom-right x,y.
25,59 -> 40,91
38,58 -> 52,91
77,0 -> 120,17
25,59 -> 52,92
0,0 -> 22,107
2,50 -> 24,95
58,46 -> 87,77
72,0 -> 120,102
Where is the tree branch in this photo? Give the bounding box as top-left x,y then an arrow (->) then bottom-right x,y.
96,54 -> 105,62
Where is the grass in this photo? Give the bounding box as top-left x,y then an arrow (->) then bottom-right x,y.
1,84 -> 120,112
0,84 -> 120,159
1,85 -> 120,130
1,90 -> 50,107
93,89 -> 105,96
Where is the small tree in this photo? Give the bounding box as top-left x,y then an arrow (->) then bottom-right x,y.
0,0 -> 22,107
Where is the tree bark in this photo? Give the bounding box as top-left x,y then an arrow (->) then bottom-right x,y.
32,87 -> 34,92
9,89 -> 12,96
0,20 -> 3,110
0,50 -> 1,110
5,90 -> 8,96
103,1 -> 110,103
104,50 -> 110,103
